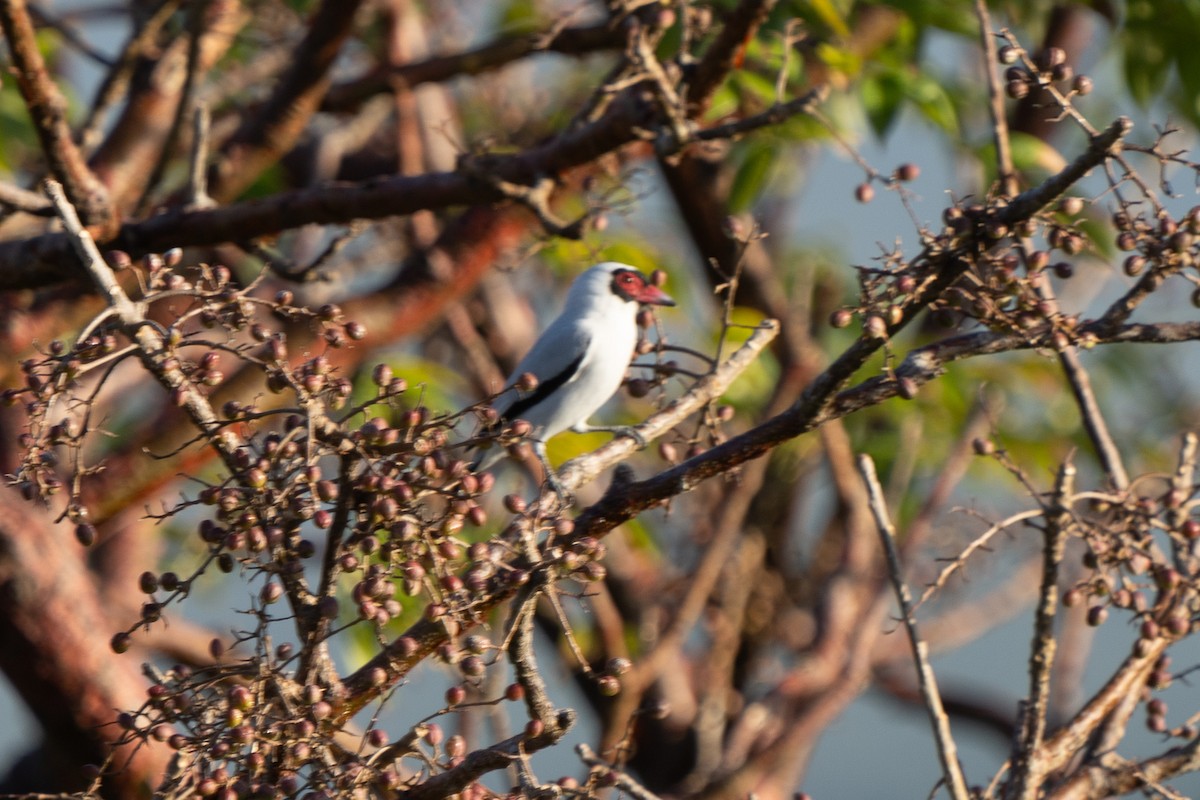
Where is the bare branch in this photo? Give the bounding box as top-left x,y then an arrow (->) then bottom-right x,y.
337,319 -> 779,716
688,0 -> 780,114
0,0 -> 111,227
208,0 -> 369,201
859,454 -> 970,800
1009,460 -> 1073,799
323,21 -> 626,113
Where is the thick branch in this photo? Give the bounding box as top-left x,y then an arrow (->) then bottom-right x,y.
688,0 -> 779,114
564,118 -> 1131,540
336,320 -> 779,716
208,0 -> 368,201
0,485 -> 171,795
1048,740 -> 1200,800
0,0 -> 111,228
0,85 -> 656,290
323,21 -> 625,112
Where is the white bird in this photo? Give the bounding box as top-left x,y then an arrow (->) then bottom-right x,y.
475,262 -> 675,493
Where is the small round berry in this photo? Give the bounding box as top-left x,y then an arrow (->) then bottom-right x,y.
75,522 -> 97,546
139,571 -> 159,594
972,438 -> 996,456
1059,197 -> 1084,216
864,315 -> 887,339
1039,47 -> 1066,69
829,309 -> 853,329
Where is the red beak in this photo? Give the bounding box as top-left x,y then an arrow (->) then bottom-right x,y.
635,284 -> 676,307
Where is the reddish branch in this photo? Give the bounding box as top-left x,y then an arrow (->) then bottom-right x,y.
0,82 -> 831,292
688,0 -> 779,114
0,0 -> 112,229
207,0 -> 368,201
87,0 -> 246,213
0,486 -> 171,794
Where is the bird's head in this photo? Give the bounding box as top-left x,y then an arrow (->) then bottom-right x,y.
589,262 -> 676,307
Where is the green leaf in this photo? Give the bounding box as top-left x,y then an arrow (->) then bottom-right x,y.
861,71 -> 905,137
904,73 -> 958,134
497,0 -> 544,36
878,0 -> 978,37
1005,132 -> 1067,176
729,143 -> 776,213
731,70 -> 783,108
352,355 -> 471,419
805,0 -> 853,38
816,41 -> 863,79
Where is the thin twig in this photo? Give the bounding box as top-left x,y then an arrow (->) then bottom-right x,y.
577,743 -> 666,800
42,177 -> 320,647
1009,459 -> 1074,799
26,5 -> 114,66
137,0 -> 213,215
973,0 -> 1014,195
1057,344 -> 1129,489
322,20 -> 624,113
915,509 -> 1043,609
0,181 -> 53,215
187,104 -> 215,209
858,454 -> 970,800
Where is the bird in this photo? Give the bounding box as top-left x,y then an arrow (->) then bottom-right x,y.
474,261 -> 675,495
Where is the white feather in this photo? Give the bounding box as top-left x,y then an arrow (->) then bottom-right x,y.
492,262 -> 645,440
473,262 -> 674,483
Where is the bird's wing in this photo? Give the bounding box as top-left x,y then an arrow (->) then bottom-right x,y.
493,321 -> 592,422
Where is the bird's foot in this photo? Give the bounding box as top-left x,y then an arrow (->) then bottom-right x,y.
590,424 -> 646,448
544,471 -> 574,506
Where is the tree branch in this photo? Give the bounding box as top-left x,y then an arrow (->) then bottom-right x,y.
335,319 -> 779,717
0,0 -> 111,228
859,455 -> 970,800
208,0 -> 369,201
323,21 -> 626,113
1009,460 -> 1073,799
688,0 -> 779,114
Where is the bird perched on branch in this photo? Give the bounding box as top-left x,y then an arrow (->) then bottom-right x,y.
474,261 -> 675,495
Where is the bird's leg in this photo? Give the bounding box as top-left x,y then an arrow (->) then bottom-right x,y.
571,421 -> 647,448
532,440 -> 573,504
